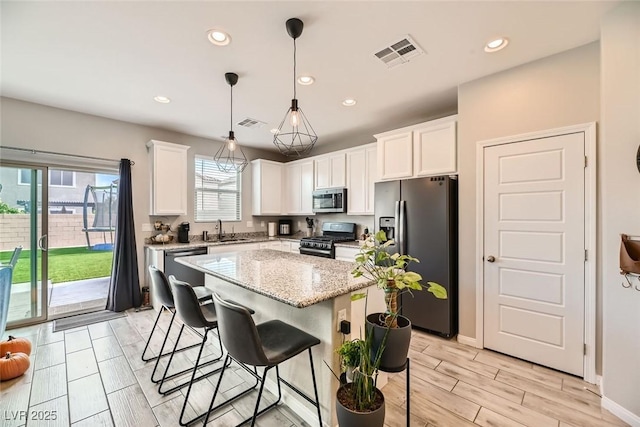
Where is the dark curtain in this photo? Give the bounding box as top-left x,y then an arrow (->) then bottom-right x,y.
106,159 -> 141,311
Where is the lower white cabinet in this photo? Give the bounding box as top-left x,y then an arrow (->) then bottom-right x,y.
335,246 -> 360,262
260,241 -> 284,251
208,243 -> 260,254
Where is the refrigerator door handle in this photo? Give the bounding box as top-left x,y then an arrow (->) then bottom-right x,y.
394,201 -> 401,253
399,200 -> 407,255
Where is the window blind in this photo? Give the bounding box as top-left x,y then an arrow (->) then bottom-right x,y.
194,156 -> 241,221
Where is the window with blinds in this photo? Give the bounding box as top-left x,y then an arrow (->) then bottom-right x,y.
194,156 -> 241,221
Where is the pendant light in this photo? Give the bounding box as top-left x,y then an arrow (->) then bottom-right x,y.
214,72 -> 248,173
273,18 -> 317,157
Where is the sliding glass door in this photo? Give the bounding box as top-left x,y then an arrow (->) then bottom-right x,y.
0,164 -> 48,326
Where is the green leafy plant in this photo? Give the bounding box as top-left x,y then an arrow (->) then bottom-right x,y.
0,200 -> 20,214
336,339 -> 361,372
335,320 -> 386,412
351,230 -> 447,328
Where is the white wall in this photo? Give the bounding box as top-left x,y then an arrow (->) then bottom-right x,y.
600,2 -> 640,420
457,43 -> 601,362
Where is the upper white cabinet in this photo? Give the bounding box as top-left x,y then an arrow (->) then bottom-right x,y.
284,159 -> 314,215
346,143 -> 376,215
147,140 -> 190,216
375,115 -> 457,181
413,119 -> 457,176
251,159 -> 283,215
315,153 -> 346,189
376,131 -> 413,180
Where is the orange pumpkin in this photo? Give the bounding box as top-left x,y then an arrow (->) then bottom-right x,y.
0,352 -> 30,381
0,336 -> 32,356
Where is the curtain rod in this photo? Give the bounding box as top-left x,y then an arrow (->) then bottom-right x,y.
0,146 -> 135,166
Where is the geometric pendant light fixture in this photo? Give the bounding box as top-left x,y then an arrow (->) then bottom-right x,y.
214,72 -> 249,173
272,18 -> 318,157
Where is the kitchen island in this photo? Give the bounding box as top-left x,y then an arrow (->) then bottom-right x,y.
176,249 -> 385,426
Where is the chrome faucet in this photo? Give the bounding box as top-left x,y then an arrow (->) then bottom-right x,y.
217,219 -> 223,241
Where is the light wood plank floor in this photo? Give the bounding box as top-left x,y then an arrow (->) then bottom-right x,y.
1,309 -> 628,427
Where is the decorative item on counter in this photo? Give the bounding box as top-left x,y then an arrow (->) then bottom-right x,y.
305,217 -> 314,237
360,227 -> 369,241
202,230 -> 209,241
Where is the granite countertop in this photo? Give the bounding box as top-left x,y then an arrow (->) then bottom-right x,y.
145,235 -> 302,250
175,249 -> 373,308
146,235 -> 364,251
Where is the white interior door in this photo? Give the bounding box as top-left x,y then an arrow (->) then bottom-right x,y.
483,132 -> 585,376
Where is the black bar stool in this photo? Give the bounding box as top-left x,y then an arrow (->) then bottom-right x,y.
141,266 -> 216,387
203,293 -> 323,427
169,279 -> 259,426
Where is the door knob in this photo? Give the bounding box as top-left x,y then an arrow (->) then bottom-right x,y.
487,255 -> 495,263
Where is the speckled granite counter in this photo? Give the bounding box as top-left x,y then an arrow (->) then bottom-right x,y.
145,236 -> 302,250
175,249 -> 372,308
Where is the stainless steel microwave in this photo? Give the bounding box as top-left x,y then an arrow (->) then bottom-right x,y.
312,188 -> 347,213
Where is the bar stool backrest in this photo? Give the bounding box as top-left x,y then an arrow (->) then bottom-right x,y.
148,266 -> 174,308
170,276 -> 213,329
212,293 -> 269,367
9,246 -> 22,268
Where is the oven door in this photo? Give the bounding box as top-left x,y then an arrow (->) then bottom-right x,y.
299,246 -> 335,258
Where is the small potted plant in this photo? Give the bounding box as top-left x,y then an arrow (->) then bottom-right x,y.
336,339 -> 361,383
351,230 -> 447,369
334,329 -> 386,427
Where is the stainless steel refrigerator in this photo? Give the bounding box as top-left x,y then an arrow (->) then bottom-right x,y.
374,176 -> 458,337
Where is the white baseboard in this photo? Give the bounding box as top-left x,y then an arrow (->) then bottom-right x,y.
457,334 -> 479,348
602,396 -> 640,427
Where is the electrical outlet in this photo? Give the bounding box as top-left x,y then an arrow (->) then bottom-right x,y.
261,221 -> 265,227
337,309 -> 347,332
298,221 -> 302,229
142,223 -> 152,232
246,221 -> 253,228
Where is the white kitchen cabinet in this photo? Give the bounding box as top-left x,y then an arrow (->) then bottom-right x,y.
375,115 -> 457,181
147,140 -> 190,215
260,241 -> 284,251
315,153 -> 346,189
284,160 -> 314,215
251,159 -> 283,215
289,241 -> 300,253
335,246 -> 360,262
208,243 -> 260,254
413,119 -> 457,176
376,130 -> 413,180
346,144 -> 376,215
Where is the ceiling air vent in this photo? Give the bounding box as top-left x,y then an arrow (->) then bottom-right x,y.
236,117 -> 267,128
374,35 -> 424,69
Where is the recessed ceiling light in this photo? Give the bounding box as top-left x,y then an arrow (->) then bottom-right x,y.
270,128 -> 280,134
342,98 -> 357,107
207,29 -> 231,46
154,96 -> 171,104
297,75 -> 315,85
484,37 -> 509,53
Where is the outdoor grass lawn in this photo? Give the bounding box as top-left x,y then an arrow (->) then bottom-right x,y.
0,247 -> 113,284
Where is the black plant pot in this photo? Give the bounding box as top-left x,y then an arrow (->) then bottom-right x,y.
336,384 -> 385,427
366,313 -> 412,371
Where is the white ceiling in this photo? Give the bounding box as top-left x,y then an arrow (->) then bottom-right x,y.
1,1 -> 617,152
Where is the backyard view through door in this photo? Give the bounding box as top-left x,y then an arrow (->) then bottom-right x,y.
0,165 -> 118,323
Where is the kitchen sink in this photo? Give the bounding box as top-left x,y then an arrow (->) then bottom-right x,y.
218,237 -> 249,242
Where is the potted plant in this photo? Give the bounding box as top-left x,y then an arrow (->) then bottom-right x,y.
334,327 -> 386,427
351,230 -> 447,369
336,339 -> 360,382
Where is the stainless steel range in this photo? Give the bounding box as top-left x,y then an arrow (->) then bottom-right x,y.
299,222 -> 357,258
